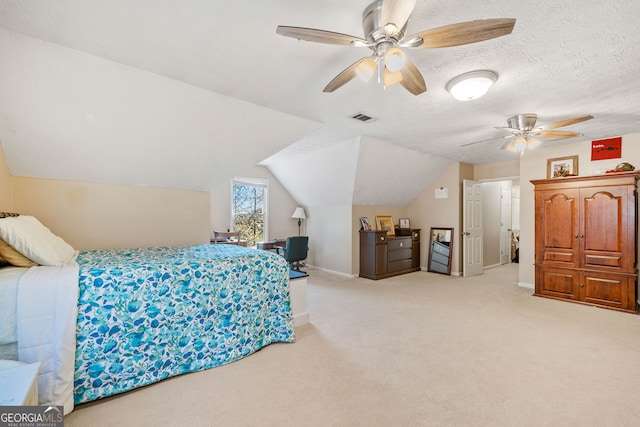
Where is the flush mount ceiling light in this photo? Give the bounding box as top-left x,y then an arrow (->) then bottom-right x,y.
446,70 -> 498,101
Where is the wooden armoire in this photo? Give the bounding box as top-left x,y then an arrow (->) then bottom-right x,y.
531,171 -> 639,313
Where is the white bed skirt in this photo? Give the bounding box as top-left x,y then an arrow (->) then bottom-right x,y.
17,262 -> 79,414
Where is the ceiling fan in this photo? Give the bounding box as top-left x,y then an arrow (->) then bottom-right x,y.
462,113 -> 594,154
276,0 -> 516,95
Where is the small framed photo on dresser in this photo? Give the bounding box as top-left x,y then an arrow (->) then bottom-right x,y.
359,217 -> 371,231
399,218 -> 410,229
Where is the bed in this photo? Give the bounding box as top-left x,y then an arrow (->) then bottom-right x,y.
0,215 -> 296,414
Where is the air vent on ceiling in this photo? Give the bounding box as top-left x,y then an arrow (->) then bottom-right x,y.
351,113 -> 377,123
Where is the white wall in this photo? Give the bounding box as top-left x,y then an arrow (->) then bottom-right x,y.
0,143 -> 12,211
518,133 -> 640,286
307,205 -> 353,275
407,162 -> 474,275
0,28 -> 320,192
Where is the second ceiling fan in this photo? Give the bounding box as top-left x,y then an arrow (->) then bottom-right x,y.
276,0 -> 516,95
461,113 -> 594,154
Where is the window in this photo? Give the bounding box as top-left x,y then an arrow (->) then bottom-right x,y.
231,178 -> 268,247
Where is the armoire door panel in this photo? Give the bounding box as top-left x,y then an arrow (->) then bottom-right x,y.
580,272 -> 632,310
543,251 -> 575,264
583,253 -> 623,268
538,189 -> 579,268
536,267 -> 579,300
581,186 -> 629,271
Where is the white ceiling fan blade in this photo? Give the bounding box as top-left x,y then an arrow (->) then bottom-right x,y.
276,26 -> 368,46
381,0 -> 416,32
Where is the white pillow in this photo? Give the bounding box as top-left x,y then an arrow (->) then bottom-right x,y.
0,216 -> 77,266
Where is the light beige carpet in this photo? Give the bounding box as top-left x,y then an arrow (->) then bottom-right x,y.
66,264 -> 640,426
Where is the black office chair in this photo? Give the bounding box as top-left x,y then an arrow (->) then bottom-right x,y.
277,236 -> 309,271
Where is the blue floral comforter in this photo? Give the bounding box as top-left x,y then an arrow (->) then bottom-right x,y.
73,244 -> 294,404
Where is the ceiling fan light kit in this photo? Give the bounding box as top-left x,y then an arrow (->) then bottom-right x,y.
445,70 -> 498,101
506,136 -> 540,155
276,0 -> 516,96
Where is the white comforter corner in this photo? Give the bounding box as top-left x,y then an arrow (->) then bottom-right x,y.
17,261 -> 79,414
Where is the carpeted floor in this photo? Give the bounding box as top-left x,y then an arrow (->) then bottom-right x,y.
66,264 -> 640,426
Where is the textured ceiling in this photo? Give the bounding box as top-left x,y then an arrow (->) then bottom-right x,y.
1,0 -> 639,204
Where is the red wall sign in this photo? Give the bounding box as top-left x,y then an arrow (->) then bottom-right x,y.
591,137 -> 622,161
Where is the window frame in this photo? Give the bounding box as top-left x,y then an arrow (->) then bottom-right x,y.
230,177 -> 269,244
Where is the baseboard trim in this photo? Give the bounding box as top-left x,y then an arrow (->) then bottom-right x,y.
293,312 -> 310,326
308,265 -> 358,278
484,263 -> 502,269
518,282 -> 534,290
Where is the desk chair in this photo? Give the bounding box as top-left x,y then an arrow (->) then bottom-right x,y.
277,236 -> 309,271
212,230 -> 240,245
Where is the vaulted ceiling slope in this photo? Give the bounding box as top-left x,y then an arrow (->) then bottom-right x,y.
0,28 -> 320,191
1,1 -> 640,205
262,135 -> 452,207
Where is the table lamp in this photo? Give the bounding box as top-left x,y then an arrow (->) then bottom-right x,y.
291,207 -> 306,235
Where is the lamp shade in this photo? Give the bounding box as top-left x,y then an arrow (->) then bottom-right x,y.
384,47 -> 406,72
446,70 -> 498,101
384,69 -> 403,87
355,57 -> 377,82
291,207 -> 306,220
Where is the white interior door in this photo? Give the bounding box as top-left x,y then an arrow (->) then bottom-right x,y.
463,179 -> 483,277
500,186 -> 512,264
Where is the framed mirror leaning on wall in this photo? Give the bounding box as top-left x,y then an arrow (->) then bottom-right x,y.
428,227 -> 453,275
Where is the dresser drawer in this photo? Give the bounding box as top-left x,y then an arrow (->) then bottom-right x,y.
388,259 -> 412,273
388,237 -> 411,251
388,248 -> 412,262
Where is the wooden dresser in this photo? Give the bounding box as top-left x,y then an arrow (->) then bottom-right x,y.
359,229 -> 420,280
531,172 -> 638,313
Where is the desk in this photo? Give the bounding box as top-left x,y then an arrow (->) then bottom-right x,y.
257,240 -> 286,251
210,239 -> 248,247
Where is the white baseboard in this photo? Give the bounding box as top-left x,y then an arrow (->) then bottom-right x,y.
518,282 -> 534,290
484,263 -> 502,269
292,312 -> 310,326
306,264 -> 358,278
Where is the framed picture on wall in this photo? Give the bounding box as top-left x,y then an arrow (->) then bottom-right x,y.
375,216 -> 395,236
547,155 -> 578,178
